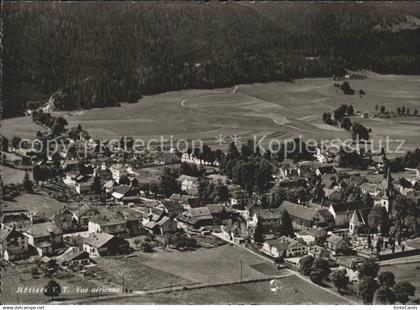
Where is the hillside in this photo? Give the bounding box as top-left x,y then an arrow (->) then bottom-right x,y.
3,1 -> 420,118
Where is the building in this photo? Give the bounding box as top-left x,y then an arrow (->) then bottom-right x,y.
262,237 -> 308,258
349,210 -> 368,235
169,194 -> 201,210
88,210 -> 137,237
109,164 -> 128,184
253,208 -> 284,235
24,222 -> 64,256
230,190 -> 255,208
325,234 -> 349,255
56,247 -> 90,267
0,227 -> 29,261
176,207 -> 214,229
280,201 -> 333,228
71,204 -> 101,226
295,227 -> 328,245
143,209 -> 177,235
1,206 -> 33,230
83,233 -> 129,257
177,175 -> 199,195
53,206 -> 75,232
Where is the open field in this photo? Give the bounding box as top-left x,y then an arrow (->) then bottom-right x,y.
2,72 -> 419,152
1,165 -> 28,184
3,192 -> 68,218
86,275 -> 350,305
1,262 -> 114,304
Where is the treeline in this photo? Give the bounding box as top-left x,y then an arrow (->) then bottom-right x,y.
3,2 -> 420,117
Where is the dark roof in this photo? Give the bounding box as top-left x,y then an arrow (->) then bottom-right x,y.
256,208 -> 283,220
330,200 -> 366,213
83,233 -> 114,248
280,201 -> 317,221
56,247 -> 89,263
26,222 -> 63,238
327,234 -> 346,245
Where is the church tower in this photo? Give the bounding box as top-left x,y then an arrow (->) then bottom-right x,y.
380,167 -> 394,213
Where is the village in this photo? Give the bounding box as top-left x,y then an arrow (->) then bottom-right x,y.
1,109 -> 420,305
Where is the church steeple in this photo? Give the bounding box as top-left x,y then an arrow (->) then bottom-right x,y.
384,166 -> 394,198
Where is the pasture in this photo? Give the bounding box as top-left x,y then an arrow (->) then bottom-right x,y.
1,72 -> 419,153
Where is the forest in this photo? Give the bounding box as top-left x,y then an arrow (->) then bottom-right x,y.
3,1 -> 420,118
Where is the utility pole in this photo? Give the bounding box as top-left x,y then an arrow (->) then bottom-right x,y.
240,259 -> 243,283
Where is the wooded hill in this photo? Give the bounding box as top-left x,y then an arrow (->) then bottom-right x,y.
3,1 -> 420,118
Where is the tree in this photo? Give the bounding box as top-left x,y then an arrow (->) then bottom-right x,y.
358,259 -> 379,279
407,108 -> 410,115
374,286 -> 396,305
394,281 -> 416,304
253,219 -> 264,244
309,257 -> 331,284
358,277 -> 379,304
368,207 -> 389,234
44,279 -> 61,300
140,241 -> 153,252
91,175 -> 102,194
380,106 -> 386,114
279,209 -> 294,237
23,170 -> 34,193
346,105 -> 354,115
397,107 -> 401,115
378,271 -> 395,287
342,117 -> 352,131
12,136 -> 21,149
375,105 -> 379,112
158,167 -> 180,197
331,269 -> 350,293
352,122 -> 370,141
414,109 -> 418,116
299,255 -> 314,276
52,116 -> 68,134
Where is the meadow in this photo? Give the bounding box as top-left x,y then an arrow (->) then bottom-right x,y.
2,72 -> 419,153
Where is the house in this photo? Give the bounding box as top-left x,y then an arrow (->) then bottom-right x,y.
262,237 -> 308,258
53,206 -> 75,232
111,185 -> 131,200
325,234 -> 349,255
110,164 -> 128,184
208,174 -> 230,185
315,165 -> 337,176
143,209 -> 177,235
159,199 -> 185,217
308,244 -> 330,258
295,227 -> 328,245
176,207 -> 214,229
253,208 -> 288,235
169,194 -> 201,209
230,190 -> 255,208
56,247 -> 90,267
0,227 -> 29,261
83,233 -> 129,257
279,201 -> 333,228
220,218 -> 247,244
88,210 -> 133,237
1,206 -> 33,230
76,179 -> 93,194
177,175 -> 199,195
71,204 -> 101,226
359,183 -> 382,198
206,204 -> 234,224
24,222 -> 64,257
349,210 -> 368,235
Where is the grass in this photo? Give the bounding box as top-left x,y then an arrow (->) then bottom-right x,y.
94,254 -> 193,291
1,262 -> 107,304
86,275 -> 350,305
2,72 -> 419,152
136,244 -> 284,284
1,165 -> 28,184
4,192 -> 69,218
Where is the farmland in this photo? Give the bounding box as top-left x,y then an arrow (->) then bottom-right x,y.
2,72 -> 419,154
